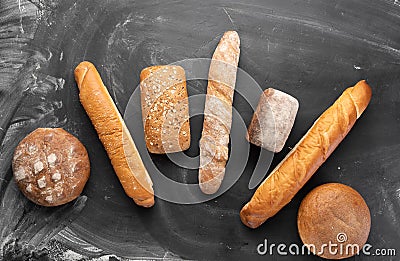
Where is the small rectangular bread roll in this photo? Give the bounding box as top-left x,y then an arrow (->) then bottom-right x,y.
246,88 -> 299,153
140,65 -> 190,154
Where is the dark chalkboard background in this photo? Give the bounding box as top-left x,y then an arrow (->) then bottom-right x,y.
0,0 -> 399,260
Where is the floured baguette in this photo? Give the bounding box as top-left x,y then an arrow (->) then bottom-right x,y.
74,61 -> 154,207
199,31 -> 240,194
240,80 -> 372,228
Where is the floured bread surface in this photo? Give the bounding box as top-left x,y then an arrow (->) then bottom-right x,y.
12,128 -> 90,206
199,31 -> 240,194
140,65 -> 190,154
247,88 -> 299,153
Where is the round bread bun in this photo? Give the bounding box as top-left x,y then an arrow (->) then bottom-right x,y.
297,183 -> 371,259
12,128 -> 90,206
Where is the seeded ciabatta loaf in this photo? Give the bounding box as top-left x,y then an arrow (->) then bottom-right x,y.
140,65 -> 190,154
12,128 -> 90,206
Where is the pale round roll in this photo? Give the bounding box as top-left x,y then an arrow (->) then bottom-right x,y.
12,128 -> 90,206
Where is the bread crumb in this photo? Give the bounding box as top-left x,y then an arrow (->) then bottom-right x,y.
37,176 -> 46,188
45,195 -> 53,203
47,153 -> 57,165
52,171 -> 61,182
28,145 -> 37,154
73,162 -> 80,172
26,184 -> 32,193
13,150 -> 23,160
34,161 -> 44,174
14,168 -> 26,181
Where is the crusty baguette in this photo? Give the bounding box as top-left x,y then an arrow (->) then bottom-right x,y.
140,65 -> 190,154
74,61 -> 154,207
199,31 -> 240,194
240,80 -> 372,228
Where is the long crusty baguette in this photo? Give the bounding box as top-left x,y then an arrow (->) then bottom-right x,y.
199,31 -> 240,194
74,61 -> 154,207
240,80 -> 372,228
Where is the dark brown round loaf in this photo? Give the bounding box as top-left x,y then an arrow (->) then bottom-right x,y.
297,183 -> 371,259
12,128 -> 90,206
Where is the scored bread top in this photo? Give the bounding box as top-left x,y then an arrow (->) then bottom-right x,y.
12,128 -> 90,206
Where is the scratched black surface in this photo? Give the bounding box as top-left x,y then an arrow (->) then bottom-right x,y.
0,0 -> 399,260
